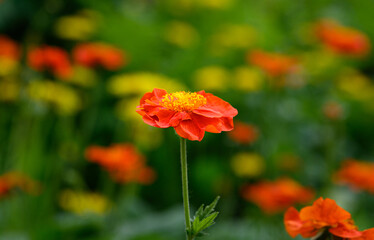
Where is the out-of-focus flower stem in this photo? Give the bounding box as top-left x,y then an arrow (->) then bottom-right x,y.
180,137 -> 193,240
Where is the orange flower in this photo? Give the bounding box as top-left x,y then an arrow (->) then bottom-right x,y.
0,172 -> 41,198
315,20 -> 371,57
73,43 -> 125,70
242,178 -> 314,214
0,35 -> 20,60
228,121 -> 258,144
284,197 -> 362,239
27,46 -> 72,79
136,88 -> 238,141
334,159 -> 374,193
247,50 -> 298,77
85,144 -> 155,184
323,101 -> 343,120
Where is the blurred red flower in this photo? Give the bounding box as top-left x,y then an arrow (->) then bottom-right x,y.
85,144 -> 155,184
136,88 -> 238,141
334,159 -> 374,193
247,50 -> 298,77
242,178 -> 314,214
316,20 -> 371,57
0,172 -> 41,198
0,35 -> 20,60
73,43 -> 125,70
27,46 -> 72,79
284,197 -> 361,239
228,121 -> 258,145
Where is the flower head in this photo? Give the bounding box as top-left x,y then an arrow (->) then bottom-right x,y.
284,197 -> 362,239
242,178 -> 314,214
73,42 -> 125,70
136,88 -> 238,141
230,152 -> 264,178
0,172 -> 41,198
59,190 -> 110,215
0,36 -> 20,61
334,159 -> 374,193
315,20 -> 371,57
247,50 -> 298,77
228,121 -> 258,145
85,144 -> 155,184
27,46 -> 72,79
0,36 -> 21,76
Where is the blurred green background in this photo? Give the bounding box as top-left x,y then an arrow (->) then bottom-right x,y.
0,0 -> 374,239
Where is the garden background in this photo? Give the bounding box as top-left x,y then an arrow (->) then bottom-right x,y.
0,0 -> 374,239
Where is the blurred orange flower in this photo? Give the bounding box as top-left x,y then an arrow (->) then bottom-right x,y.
73,43 -> 125,70
136,88 -> 238,141
284,197 -> 362,239
247,50 -> 298,77
0,35 -> 20,60
315,20 -> 371,57
228,121 -> 258,145
85,144 -> 155,184
242,178 -> 314,214
0,172 -> 41,198
334,159 -> 374,193
27,46 -> 72,79
323,101 -> 343,120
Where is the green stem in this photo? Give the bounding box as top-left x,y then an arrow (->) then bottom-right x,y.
180,137 -> 193,240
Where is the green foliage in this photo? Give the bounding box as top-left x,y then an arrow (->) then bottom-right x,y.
189,196 -> 220,239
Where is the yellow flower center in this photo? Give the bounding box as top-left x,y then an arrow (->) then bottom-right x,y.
160,91 -> 207,112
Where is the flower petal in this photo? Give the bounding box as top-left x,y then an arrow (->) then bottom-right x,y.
203,93 -> 238,117
174,120 -> 204,141
193,107 -> 223,118
284,207 -> 303,238
329,222 -> 362,238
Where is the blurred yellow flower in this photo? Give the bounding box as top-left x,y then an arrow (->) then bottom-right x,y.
0,79 -> 20,102
0,57 -> 18,76
108,72 -> 186,96
233,66 -> 264,92
301,50 -> 339,77
193,66 -> 229,91
55,10 -> 98,41
197,0 -> 234,9
210,24 -> 256,55
337,68 -> 374,102
28,80 -> 81,115
164,21 -> 199,48
230,152 -> 265,178
59,190 -> 110,215
69,65 -> 97,87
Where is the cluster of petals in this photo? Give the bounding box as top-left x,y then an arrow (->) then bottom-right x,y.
242,178 -> 314,214
85,144 -> 155,184
315,20 -> 371,57
228,121 -> 258,145
247,49 -> 298,77
27,46 -> 72,79
0,35 -> 21,61
73,42 -> 125,70
136,88 -> 238,141
284,197 -> 364,239
0,172 -> 40,198
334,159 -> 374,193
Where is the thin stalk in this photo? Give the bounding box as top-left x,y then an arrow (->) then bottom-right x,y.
180,137 -> 193,240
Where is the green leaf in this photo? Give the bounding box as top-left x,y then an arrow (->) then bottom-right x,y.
190,196 -> 220,238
